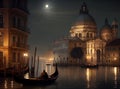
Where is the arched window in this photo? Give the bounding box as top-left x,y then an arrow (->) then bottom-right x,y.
13,16 -> 17,28
0,13 -> 3,28
0,32 -> 3,46
12,16 -> 25,30
18,53 -> 20,62
0,0 -> 3,8
86,33 -> 89,38
97,50 -> 101,63
75,33 -> 77,37
0,51 -> 3,67
12,52 -> 16,62
90,33 -> 93,38
79,33 -> 81,38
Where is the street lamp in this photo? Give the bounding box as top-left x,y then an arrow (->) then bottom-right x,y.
23,53 -> 28,66
114,57 -> 117,61
23,53 -> 28,57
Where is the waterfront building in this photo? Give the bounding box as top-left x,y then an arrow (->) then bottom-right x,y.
0,0 -> 29,69
53,2 -> 120,66
105,39 -> 120,66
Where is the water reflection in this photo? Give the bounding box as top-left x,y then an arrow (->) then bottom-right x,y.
11,80 -> 14,88
4,80 -> 7,89
114,67 -> 117,81
86,68 -> 97,88
86,68 -> 90,88
113,67 -> 117,88
0,66 -> 120,89
0,78 -> 23,89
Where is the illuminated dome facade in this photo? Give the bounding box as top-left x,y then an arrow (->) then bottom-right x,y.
70,2 -> 97,41
100,19 -> 112,42
53,2 -> 120,66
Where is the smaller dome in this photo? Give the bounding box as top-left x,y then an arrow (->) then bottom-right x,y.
100,18 -> 113,41
101,18 -> 112,34
112,18 -> 118,28
112,18 -> 118,26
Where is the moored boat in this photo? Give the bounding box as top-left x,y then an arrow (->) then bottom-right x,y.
80,64 -> 98,68
14,64 -> 58,85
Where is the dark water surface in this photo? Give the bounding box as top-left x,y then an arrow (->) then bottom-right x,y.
0,66 -> 120,89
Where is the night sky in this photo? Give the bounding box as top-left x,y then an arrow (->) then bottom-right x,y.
28,0 -> 120,55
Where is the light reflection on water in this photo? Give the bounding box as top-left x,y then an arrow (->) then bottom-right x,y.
0,66 -> 120,89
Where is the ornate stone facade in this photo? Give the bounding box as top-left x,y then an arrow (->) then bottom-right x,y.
0,0 -> 29,68
53,2 -> 119,66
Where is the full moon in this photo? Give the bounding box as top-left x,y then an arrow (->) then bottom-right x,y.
45,4 -> 49,8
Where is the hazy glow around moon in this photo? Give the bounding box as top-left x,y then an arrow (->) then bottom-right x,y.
45,4 -> 49,8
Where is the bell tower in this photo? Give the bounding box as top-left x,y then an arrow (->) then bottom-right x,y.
112,18 -> 118,39
0,0 -> 29,68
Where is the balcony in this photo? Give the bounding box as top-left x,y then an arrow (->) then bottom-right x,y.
12,42 -> 29,49
12,26 -> 30,33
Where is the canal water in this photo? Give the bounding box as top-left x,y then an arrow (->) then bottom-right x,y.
0,66 -> 120,89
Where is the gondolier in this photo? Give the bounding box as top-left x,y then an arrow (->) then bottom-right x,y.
39,70 -> 48,79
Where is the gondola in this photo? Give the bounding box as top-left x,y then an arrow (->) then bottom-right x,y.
14,64 -> 58,85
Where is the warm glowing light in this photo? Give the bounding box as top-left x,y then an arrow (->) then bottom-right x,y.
86,68 -> 90,81
114,67 -> 117,80
24,73 -> 29,79
114,57 -> 117,61
23,53 -> 28,57
114,67 -> 117,76
4,80 -> 7,88
49,58 -> 53,61
86,68 -> 90,88
11,81 -> 13,88
86,55 -> 91,60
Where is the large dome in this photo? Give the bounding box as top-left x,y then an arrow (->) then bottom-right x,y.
70,2 -> 97,40
74,13 -> 96,26
72,2 -> 97,28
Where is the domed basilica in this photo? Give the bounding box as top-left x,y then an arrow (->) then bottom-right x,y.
53,3 -> 120,66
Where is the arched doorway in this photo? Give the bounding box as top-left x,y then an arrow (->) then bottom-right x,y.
96,50 -> 100,64
70,47 -> 84,64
